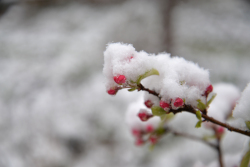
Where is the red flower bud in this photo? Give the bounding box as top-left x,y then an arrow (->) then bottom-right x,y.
132,128 -> 141,137
149,136 -> 158,144
135,138 -> 144,146
205,84 -> 213,96
138,112 -> 147,121
174,98 -> 184,107
114,75 -> 126,84
107,86 -> 120,95
138,110 -> 153,122
160,100 -> 170,109
217,126 -> 225,135
107,89 -> 117,95
144,100 -> 154,108
146,124 -> 154,133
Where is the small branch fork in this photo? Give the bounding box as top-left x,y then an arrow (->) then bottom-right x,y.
165,127 -> 217,149
168,128 -> 224,167
138,84 -> 228,166
138,83 -> 250,137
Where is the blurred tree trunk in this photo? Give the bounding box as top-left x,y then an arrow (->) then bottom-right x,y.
160,0 -> 178,55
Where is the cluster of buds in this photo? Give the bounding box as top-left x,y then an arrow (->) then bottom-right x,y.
104,43 -> 218,147
159,97 -> 184,111
107,75 -> 127,95
131,124 -> 159,146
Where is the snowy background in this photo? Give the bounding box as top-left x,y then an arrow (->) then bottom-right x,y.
0,0 -> 250,167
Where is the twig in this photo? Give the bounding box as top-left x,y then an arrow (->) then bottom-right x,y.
138,83 -> 250,137
165,127 -> 217,149
217,137 -> 224,167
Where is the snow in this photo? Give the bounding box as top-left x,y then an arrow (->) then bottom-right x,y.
207,83 -> 240,122
104,43 -> 211,109
125,96 -> 161,132
0,0 -> 250,167
233,83 -> 250,122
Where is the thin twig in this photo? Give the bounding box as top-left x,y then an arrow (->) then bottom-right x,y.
138,84 -> 250,137
165,127 -> 217,149
217,137 -> 224,167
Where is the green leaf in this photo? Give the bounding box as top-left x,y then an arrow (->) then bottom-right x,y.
196,111 -> 202,121
197,99 -> 206,111
136,68 -> 159,84
207,93 -> 217,107
155,127 -> 165,135
151,106 -> 166,116
195,120 -> 202,128
240,149 -> 250,167
149,144 -> 155,151
128,88 -> 137,92
202,135 -> 216,140
130,80 -> 136,84
179,80 -> 186,85
245,121 -> 250,130
160,113 -> 174,121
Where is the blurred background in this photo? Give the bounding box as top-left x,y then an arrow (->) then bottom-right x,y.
0,0 -> 250,167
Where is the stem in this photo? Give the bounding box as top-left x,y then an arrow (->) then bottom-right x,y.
167,127 -> 224,167
138,84 -> 250,137
217,137 -> 224,167
139,84 -> 160,97
212,127 -> 224,167
166,127 -> 217,149
184,108 -> 250,137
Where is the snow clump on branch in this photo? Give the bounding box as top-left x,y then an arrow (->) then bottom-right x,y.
232,83 -> 250,130
103,42 -> 212,110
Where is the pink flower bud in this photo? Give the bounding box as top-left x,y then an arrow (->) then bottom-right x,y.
135,138 -> 144,146
138,112 -> 147,121
144,100 -> 154,108
107,89 -> 117,95
113,75 -> 126,84
149,136 -> 158,144
173,98 -> 184,107
132,128 -> 141,137
160,100 -> 170,110
205,84 -> 213,96
138,109 -> 153,122
217,126 -> 225,135
146,124 -> 154,133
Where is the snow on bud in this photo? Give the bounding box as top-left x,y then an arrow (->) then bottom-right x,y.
137,109 -> 153,122
114,75 -> 126,84
128,56 -> 134,62
144,100 -> 154,108
104,43 -> 212,109
173,98 -> 184,107
160,100 -> 170,110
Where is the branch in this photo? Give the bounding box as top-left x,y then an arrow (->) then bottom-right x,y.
217,137 -> 224,167
165,127 -> 217,149
138,84 -> 250,137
